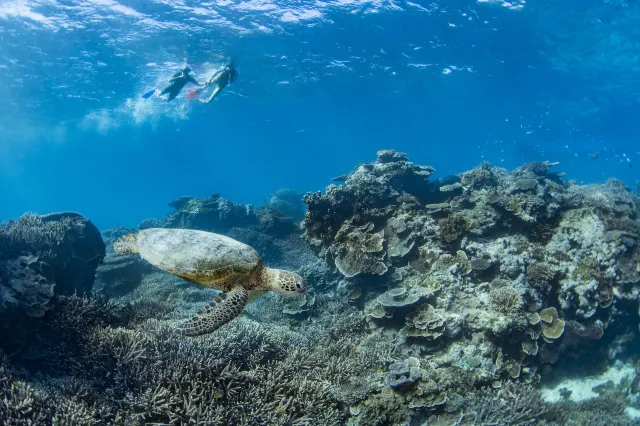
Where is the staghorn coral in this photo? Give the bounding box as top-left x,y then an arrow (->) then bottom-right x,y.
549,391 -> 640,426
0,212 -> 73,257
455,381 -> 549,425
1,291 -> 383,425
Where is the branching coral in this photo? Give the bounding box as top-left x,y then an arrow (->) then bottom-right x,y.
459,161 -> 505,189
490,287 -> 523,316
1,294 -> 382,425
437,214 -> 469,243
457,381 -> 549,425
526,262 -> 557,292
0,213 -> 72,256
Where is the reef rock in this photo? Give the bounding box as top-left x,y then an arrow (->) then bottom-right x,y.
0,212 -> 105,316
265,188 -> 306,222
164,194 -> 257,232
303,150 -> 437,276
302,151 -> 640,397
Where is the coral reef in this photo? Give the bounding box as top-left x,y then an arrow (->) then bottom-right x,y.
301,151 -> 640,421
3,151 -> 640,425
0,212 -> 104,317
0,293 -> 383,425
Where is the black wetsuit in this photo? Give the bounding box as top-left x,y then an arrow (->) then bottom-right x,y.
216,69 -> 232,91
159,71 -> 200,102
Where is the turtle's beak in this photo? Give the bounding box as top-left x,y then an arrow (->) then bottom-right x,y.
293,274 -> 307,294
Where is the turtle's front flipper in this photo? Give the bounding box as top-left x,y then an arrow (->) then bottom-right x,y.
177,286 -> 248,336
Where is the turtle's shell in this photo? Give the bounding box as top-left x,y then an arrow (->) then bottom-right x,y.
136,228 -> 262,289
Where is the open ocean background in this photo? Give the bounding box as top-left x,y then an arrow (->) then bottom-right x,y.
1,0 -> 638,229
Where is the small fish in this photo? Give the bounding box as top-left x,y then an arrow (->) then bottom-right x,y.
213,392 -> 224,399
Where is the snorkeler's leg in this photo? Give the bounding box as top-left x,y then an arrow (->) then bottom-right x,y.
167,90 -> 179,102
199,86 -> 221,104
159,85 -> 172,96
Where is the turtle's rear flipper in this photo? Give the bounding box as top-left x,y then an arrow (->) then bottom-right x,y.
177,286 -> 248,336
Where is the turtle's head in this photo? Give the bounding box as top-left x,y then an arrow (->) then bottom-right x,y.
114,232 -> 140,255
266,268 -> 306,296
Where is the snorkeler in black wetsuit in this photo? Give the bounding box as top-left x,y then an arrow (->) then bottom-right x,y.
142,63 -> 203,102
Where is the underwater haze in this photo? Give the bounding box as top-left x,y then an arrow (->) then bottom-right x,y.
1,0 -> 639,229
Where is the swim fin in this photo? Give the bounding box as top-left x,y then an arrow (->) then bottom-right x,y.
186,89 -> 201,100
142,89 -> 157,99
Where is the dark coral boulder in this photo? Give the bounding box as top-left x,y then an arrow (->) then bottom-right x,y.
40,212 -> 105,296
0,212 -> 105,317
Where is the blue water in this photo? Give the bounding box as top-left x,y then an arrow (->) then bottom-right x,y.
1,0 -> 638,229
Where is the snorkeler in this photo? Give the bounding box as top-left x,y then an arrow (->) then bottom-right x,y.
186,61 -> 238,104
142,63 -> 203,102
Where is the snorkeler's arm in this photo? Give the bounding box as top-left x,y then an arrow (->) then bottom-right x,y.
186,74 -> 204,86
168,71 -> 183,83
199,86 -> 221,104
206,69 -> 225,86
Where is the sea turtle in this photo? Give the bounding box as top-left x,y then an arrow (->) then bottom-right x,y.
113,228 -> 306,336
